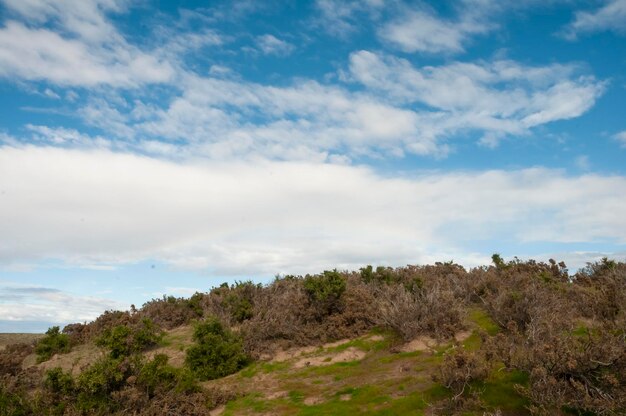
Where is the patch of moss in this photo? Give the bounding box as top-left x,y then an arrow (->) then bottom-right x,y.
468,308 -> 500,335
474,369 -> 529,411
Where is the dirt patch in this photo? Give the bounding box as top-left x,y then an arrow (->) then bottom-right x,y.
303,396 -> 323,405
144,325 -> 193,367
265,390 -> 288,400
209,405 -> 225,416
339,394 -> 352,401
294,347 -> 366,368
364,334 -> 384,342
322,339 -> 350,348
398,336 -> 437,353
454,330 -> 472,343
272,345 -> 318,362
271,338 -> 353,363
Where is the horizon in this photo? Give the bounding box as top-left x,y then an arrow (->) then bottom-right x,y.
1,0 -> 626,333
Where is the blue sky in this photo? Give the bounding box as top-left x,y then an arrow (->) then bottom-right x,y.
1,0 -> 625,332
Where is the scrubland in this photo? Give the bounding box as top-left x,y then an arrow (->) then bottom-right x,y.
1,256 -> 625,415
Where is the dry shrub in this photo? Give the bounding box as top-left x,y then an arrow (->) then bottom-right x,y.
241,273 -> 377,357
241,277 -> 309,356
488,322 -> 626,415
111,384 -> 236,416
374,282 -> 465,341
571,259 -> 626,324
0,342 -> 34,376
434,347 -> 490,403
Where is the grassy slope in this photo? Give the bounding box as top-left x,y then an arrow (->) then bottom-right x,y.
24,308 -> 530,415
210,310 -> 529,415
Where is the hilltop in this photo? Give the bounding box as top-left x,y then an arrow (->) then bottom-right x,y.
1,257 -> 625,415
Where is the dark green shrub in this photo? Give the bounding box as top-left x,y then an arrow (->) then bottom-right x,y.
491,253 -> 506,269
138,354 -> 200,397
35,326 -> 70,363
77,356 -> 130,396
95,318 -> 162,358
222,281 -> 260,323
185,317 -> 249,381
45,367 -> 75,396
360,265 -> 395,284
303,270 -> 346,314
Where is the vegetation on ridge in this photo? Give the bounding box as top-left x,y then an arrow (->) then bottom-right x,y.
0,256 -> 624,415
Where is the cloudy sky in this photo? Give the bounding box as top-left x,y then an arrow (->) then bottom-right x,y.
1,0 -> 625,332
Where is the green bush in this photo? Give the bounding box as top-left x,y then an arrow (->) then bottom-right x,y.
138,354 -> 200,397
35,326 -> 71,363
303,270 -> 346,314
77,356 -> 130,396
185,317 -> 249,381
360,265 -> 395,284
45,367 -> 75,396
96,318 -> 162,358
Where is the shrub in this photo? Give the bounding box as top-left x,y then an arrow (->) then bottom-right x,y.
374,282 -> 464,341
95,318 -> 162,358
221,281 -> 260,323
185,317 -> 249,381
35,326 -> 71,363
435,348 -> 490,402
0,343 -> 34,376
360,265 -> 395,284
303,270 -> 346,315
137,354 -> 200,397
44,367 -> 75,396
140,294 -> 205,329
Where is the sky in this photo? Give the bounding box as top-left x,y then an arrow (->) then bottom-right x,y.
1,0 -> 625,332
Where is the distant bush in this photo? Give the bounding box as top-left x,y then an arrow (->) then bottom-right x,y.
95,318 -> 162,358
360,265 -> 395,284
140,293 -> 205,329
220,281 -> 260,323
185,317 -> 249,381
303,270 -> 346,316
35,326 -> 71,363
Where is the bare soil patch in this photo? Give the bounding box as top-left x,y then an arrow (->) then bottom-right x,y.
294,347 -> 366,368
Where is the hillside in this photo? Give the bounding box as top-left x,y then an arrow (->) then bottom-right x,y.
1,257 -> 625,415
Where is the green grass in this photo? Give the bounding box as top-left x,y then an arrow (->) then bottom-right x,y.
477,369 -> 529,411
468,308 -> 500,335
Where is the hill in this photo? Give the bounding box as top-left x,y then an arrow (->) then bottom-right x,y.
1,257 -> 625,415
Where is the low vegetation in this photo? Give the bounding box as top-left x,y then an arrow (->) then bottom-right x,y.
0,256 -> 624,415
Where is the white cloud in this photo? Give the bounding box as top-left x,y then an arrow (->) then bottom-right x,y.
348,51 -> 604,145
1,146 -> 625,277
0,0 -> 175,87
378,1 -> 494,54
314,0 -> 384,37
614,130 -> 626,147
1,0 -> 127,42
70,50 -> 601,161
0,283 -> 126,323
255,34 -> 295,56
562,0 -> 626,39
0,21 -> 174,87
